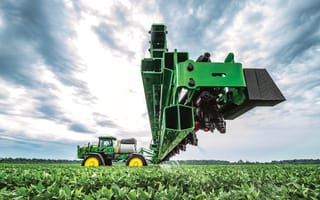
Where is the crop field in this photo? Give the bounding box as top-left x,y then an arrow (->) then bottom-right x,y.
0,164 -> 319,199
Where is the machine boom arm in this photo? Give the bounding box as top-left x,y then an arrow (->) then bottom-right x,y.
141,24 -> 285,163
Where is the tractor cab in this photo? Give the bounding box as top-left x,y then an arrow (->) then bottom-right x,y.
98,136 -> 116,152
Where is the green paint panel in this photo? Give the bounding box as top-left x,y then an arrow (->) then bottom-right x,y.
176,60 -> 246,88
160,68 -> 173,114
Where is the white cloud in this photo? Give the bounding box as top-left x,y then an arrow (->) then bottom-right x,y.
65,0 -> 164,135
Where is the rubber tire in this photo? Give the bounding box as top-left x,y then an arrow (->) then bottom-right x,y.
126,154 -> 147,166
81,155 -> 102,167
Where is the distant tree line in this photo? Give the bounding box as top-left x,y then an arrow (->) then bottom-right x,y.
270,159 -> 320,164
164,159 -> 320,165
0,157 -> 81,164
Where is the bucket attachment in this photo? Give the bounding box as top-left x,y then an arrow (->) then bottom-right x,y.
222,68 -> 286,119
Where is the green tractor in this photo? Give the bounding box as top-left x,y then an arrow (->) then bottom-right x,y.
77,136 -> 148,167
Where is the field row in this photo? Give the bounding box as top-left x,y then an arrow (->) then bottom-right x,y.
1,164 -> 320,199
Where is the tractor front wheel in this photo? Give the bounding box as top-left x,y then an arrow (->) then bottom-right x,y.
82,155 -> 101,167
126,154 -> 147,167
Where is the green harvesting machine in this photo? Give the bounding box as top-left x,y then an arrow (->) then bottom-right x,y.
141,24 -> 285,164
77,23 -> 285,167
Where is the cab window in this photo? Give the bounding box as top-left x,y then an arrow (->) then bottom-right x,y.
102,140 -> 112,147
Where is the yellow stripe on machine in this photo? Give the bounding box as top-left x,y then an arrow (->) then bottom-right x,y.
115,141 -> 119,153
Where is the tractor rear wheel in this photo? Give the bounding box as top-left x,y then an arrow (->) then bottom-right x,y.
126,154 -> 147,167
82,155 -> 102,167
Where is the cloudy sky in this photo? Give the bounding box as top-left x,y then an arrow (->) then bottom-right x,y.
0,0 -> 319,161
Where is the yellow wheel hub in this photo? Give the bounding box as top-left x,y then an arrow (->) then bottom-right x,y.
84,157 -> 99,167
128,157 -> 143,167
